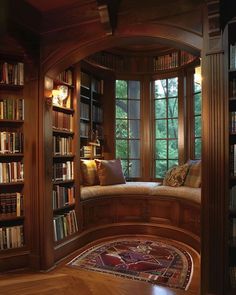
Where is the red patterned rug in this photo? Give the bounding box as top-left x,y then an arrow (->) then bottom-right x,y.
68,237 -> 193,290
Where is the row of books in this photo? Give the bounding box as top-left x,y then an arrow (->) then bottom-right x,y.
53,209 -> 78,242
0,98 -> 24,120
230,218 -> 236,242
56,69 -> 73,85
80,102 -> 90,120
80,121 -> 90,137
230,112 -> 236,133
52,110 -> 73,132
92,78 -> 104,94
52,185 -> 75,210
230,43 -> 236,70
230,266 -> 236,288
153,52 -> 178,71
0,225 -> 24,250
81,72 -> 90,89
92,105 -> 103,123
86,52 -> 125,72
0,132 -> 23,154
0,193 -> 23,216
230,145 -> 236,176
53,135 -> 73,155
229,78 -> 236,98
230,186 -> 236,209
52,161 -> 74,181
0,62 -> 24,85
0,162 -> 24,183
180,51 -> 195,66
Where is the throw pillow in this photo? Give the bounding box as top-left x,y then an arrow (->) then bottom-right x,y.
95,159 -> 126,186
163,163 -> 190,187
81,160 -> 100,186
184,160 -> 201,188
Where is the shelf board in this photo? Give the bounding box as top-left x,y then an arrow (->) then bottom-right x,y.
53,79 -> 74,88
52,128 -> 74,135
53,203 -> 75,213
0,215 -> 24,222
52,105 -> 74,114
229,97 -> 236,101
0,153 -> 24,157
54,231 -> 79,248
80,117 -> 90,122
80,135 -> 89,139
81,84 -> 90,90
0,119 -> 24,124
52,179 -> 74,185
0,181 -> 24,186
229,209 -> 236,217
53,154 -> 74,159
80,94 -> 90,100
0,84 -> 24,90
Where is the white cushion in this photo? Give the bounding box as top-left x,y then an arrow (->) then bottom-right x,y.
81,181 -> 160,200
150,185 -> 201,204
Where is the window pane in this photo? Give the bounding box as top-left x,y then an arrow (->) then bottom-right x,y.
155,99 -> 166,119
168,119 -> 178,138
128,81 -> 140,99
156,119 -> 167,139
168,98 -> 178,118
116,119 -> 127,138
121,159 -> 128,177
168,160 -> 178,169
129,120 -> 140,139
128,100 -> 140,119
116,100 -> 127,118
116,140 -> 128,158
129,160 -> 140,177
168,77 -> 178,97
129,140 -> 140,158
194,66 -> 202,92
195,138 -> 201,159
116,80 -> 127,99
155,80 -> 167,99
156,140 -> 167,159
194,93 -> 201,115
156,160 -> 167,178
195,116 -> 201,137
168,139 -> 178,159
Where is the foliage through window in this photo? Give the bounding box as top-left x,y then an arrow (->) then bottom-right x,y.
154,77 -> 178,178
115,80 -> 140,178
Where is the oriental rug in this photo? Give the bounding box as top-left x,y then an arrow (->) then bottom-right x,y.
67,237 -> 193,290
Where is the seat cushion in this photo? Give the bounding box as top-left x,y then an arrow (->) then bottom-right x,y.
81,181 -> 160,200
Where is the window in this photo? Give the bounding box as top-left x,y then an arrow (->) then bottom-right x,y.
115,80 -> 141,178
154,77 -> 178,178
193,66 -> 202,159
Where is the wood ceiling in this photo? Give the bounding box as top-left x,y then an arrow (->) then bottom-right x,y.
25,0 -> 81,12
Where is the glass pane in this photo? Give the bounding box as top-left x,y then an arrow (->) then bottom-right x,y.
129,120 -> 140,139
129,160 -> 140,177
168,77 -> 178,97
155,160 -> 167,178
129,140 -> 140,158
168,119 -> 178,138
116,140 -> 128,158
195,138 -> 202,159
116,80 -> 127,99
168,97 -> 178,118
155,140 -> 167,159
194,93 -> 201,115
116,119 -> 127,138
128,81 -> 140,100
195,116 -> 201,137
156,119 -> 167,139
121,159 -> 128,177
128,100 -> 140,119
168,160 -> 178,170
168,139 -> 178,159
116,100 -> 127,118
155,79 -> 167,99
155,99 -> 166,119
194,66 -> 202,92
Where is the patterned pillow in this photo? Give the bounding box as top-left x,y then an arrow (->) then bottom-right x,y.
81,160 -> 100,186
163,164 -> 190,187
184,160 -> 201,188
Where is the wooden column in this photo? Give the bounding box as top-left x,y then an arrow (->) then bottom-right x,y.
201,1 -> 228,294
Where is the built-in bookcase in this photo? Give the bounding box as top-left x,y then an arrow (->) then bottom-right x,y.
51,68 -> 79,244
227,19 -> 236,294
0,55 -> 25,251
80,65 -> 104,159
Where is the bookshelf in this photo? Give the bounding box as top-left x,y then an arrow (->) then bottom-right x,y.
51,68 -> 79,245
0,56 -> 25,252
227,19 -> 236,294
80,65 -> 104,159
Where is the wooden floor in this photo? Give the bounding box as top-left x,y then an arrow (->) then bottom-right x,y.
0,236 -> 200,295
